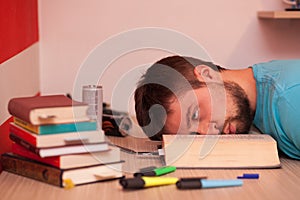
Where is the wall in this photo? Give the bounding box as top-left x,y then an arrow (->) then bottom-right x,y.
38,0 -> 300,112
0,0 -> 299,171
0,0 -> 40,171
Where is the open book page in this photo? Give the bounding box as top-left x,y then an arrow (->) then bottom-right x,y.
163,134 -> 281,169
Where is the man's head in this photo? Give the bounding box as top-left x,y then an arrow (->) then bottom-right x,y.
134,55 -> 254,141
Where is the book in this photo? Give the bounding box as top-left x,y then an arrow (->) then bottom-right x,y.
163,134 -> 281,169
107,135 -> 162,153
8,95 -> 90,125
1,153 -> 123,187
12,119 -> 97,135
12,143 -> 121,169
10,134 -> 109,157
9,123 -> 104,148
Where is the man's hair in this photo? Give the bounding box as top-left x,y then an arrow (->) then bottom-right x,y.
134,55 -> 224,140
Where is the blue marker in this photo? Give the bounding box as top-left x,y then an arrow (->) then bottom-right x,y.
237,173 -> 259,179
176,179 -> 243,189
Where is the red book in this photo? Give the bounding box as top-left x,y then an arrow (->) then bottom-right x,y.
12,143 -> 121,169
8,95 -> 90,125
9,132 -> 109,158
9,123 -> 104,148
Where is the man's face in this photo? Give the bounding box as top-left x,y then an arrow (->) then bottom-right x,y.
164,81 -> 253,135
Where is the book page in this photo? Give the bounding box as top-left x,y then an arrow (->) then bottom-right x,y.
163,134 -> 280,168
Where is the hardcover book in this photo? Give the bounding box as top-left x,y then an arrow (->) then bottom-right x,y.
11,119 -> 97,135
9,123 -> 104,148
10,134 -> 109,157
1,153 -> 123,187
8,95 -> 90,125
163,134 -> 281,169
12,143 -> 121,169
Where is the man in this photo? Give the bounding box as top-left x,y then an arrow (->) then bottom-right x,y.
134,55 -> 300,159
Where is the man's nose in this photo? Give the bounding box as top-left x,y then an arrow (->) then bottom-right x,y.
197,122 -> 220,135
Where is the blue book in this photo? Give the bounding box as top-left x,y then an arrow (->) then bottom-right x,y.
13,117 -> 97,135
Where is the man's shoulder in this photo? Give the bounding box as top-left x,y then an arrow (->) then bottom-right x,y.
253,59 -> 300,70
253,60 -> 300,85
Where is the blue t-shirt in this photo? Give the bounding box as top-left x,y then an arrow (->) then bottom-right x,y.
252,60 -> 300,159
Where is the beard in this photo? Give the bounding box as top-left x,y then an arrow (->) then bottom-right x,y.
222,81 -> 254,134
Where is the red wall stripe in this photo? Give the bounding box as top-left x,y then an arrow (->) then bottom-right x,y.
0,0 -> 39,64
0,117 -> 13,172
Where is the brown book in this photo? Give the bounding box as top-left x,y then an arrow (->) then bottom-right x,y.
163,134 -> 281,169
8,95 -> 90,125
1,153 -> 123,187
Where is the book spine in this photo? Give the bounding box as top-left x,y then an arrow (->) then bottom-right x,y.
12,119 -> 97,135
8,99 -> 32,124
10,123 -> 37,145
14,117 -> 40,133
34,121 -> 97,135
1,153 -> 63,187
12,143 -> 60,168
9,134 -> 41,156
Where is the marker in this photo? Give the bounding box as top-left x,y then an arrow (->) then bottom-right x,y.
237,173 -> 259,179
176,179 -> 243,189
134,166 -> 176,177
138,166 -> 157,173
119,176 -> 179,189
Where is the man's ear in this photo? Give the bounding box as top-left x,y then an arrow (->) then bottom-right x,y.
193,65 -> 220,82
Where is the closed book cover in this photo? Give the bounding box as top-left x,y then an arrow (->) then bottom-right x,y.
12,143 -> 121,169
8,95 -> 90,125
12,118 -> 97,134
1,153 -> 123,187
9,123 -> 104,148
163,134 -> 281,169
10,133 -> 109,158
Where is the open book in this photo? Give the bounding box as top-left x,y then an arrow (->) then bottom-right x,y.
163,134 -> 281,169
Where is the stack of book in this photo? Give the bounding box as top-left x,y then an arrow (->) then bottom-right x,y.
1,95 -> 123,188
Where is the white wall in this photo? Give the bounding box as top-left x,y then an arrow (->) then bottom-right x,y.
38,0 -> 300,112
0,43 -> 40,122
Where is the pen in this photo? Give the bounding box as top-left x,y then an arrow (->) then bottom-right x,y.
134,166 -> 176,177
176,179 -> 243,189
237,173 -> 259,179
119,176 -> 179,189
